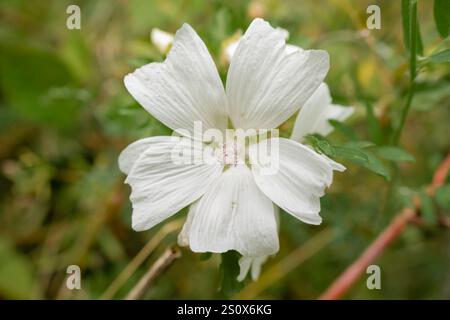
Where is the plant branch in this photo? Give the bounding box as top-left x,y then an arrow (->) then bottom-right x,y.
319,152 -> 450,300
125,246 -> 181,300
235,228 -> 335,299
101,218 -> 183,299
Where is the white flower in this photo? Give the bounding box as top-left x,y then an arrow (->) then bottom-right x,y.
119,18 -> 342,259
151,28 -> 174,53
237,83 -> 354,282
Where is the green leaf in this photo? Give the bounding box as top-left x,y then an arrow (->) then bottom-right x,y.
305,134 -> 389,179
435,184 -> 450,210
402,0 -> 412,50
316,138 -> 335,157
374,146 -> 415,162
428,49 -> 450,64
344,141 -> 375,149
419,190 -> 437,224
219,251 -> 244,296
363,152 -> 391,180
434,0 -> 450,38
304,134 -> 335,157
332,146 -> 369,166
337,147 -> 390,180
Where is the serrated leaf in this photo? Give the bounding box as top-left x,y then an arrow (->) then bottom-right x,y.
219,251 -> 243,296
364,152 -> 391,180
434,0 -> 450,38
344,141 -> 375,149
304,134 -> 335,157
332,146 -> 369,166
375,146 -> 415,162
305,135 -> 390,179
316,138 -> 335,157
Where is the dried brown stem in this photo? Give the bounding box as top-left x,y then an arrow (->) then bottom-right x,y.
235,228 -> 335,299
319,152 -> 450,300
125,246 -> 181,300
101,218 -> 183,299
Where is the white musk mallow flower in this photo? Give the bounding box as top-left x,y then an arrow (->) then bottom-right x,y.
119,19 -> 346,266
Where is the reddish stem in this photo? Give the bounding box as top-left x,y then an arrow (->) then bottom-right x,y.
319,152 -> 450,300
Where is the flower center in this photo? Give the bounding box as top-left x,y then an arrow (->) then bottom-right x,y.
215,140 -> 245,166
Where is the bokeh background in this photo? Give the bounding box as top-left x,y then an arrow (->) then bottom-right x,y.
0,0 -> 449,299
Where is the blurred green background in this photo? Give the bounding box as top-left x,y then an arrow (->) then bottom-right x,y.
0,0 -> 449,299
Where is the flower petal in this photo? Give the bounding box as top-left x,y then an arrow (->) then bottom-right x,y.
237,256 -> 252,282
125,23 -> 227,138
226,18 -> 329,130
250,255 -> 268,281
285,44 -> 303,54
237,255 -> 269,282
249,138 -> 342,225
224,27 -> 292,64
118,136 -> 173,175
291,83 -> 354,142
177,200 -> 198,247
125,136 -> 223,231
189,165 -> 279,257
237,205 -> 279,282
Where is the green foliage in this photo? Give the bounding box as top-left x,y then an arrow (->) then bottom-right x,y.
306,134 -> 391,180
374,146 -> 415,162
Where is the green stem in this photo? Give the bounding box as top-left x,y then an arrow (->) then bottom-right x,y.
393,83 -> 415,145
393,0 -> 418,145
